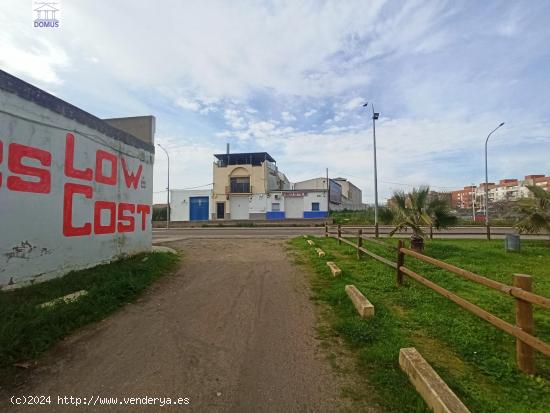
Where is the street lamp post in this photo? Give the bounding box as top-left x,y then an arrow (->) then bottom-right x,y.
484,122 -> 505,240
363,102 -> 380,238
157,143 -> 170,229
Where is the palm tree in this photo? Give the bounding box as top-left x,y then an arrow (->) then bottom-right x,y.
389,186 -> 457,251
515,185 -> 550,240
427,197 -> 458,240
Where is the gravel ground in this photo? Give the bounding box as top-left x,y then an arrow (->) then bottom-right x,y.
1,239 -> 382,413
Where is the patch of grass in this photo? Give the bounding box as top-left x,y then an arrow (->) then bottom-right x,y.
0,251 -> 180,386
290,236 -> 550,413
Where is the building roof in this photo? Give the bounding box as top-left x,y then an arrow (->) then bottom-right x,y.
214,152 -> 275,166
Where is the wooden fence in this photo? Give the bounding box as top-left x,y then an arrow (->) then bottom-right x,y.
323,224 -> 550,374
324,223 -> 549,240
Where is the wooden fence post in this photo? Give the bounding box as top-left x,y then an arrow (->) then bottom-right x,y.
514,274 -> 535,374
325,222 -> 328,238
396,240 -> 404,286
338,224 -> 342,245
357,229 -> 363,259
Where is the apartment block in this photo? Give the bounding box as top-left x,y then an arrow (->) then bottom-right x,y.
451,174 -> 550,210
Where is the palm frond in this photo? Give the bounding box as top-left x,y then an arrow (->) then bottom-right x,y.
514,186 -> 550,235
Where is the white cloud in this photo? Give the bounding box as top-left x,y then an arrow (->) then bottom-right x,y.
342,97 -> 365,110
1,0 -> 548,205
175,97 -> 201,112
0,35 -> 69,85
281,111 -> 296,122
224,109 -> 246,129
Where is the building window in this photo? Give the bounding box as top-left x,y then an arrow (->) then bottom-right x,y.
272,202 -> 280,211
312,202 -> 320,211
230,177 -> 250,193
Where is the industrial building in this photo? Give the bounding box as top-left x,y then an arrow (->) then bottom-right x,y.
293,177 -> 365,211
170,151 -> 367,221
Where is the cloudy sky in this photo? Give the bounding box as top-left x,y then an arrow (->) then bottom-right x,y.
2,0 -> 550,203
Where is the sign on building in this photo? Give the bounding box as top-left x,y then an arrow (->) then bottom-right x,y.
0,71 -> 154,288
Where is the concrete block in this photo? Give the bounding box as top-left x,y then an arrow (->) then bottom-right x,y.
152,245 -> 178,254
326,261 -> 341,277
307,239 -> 315,246
345,285 -> 374,317
39,290 -> 87,309
399,348 -> 470,413
315,248 -> 325,257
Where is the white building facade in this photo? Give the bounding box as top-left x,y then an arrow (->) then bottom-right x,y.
170,189 -> 212,221
169,152 -> 340,221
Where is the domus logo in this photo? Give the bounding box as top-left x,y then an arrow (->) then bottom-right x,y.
33,1 -> 60,28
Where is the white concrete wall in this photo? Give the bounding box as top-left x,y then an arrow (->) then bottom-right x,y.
0,85 -> 153,288
249,193 -> 268,214
294,177 -> 328,191
302,191 -> 328,211
267,191 -> 328,218
170,189 -> 212,221
267,193 -> 284,211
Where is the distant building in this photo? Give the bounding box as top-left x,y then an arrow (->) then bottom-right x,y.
333,178 -> 366,210
450,174 -> 550,212
211,152 -> 295,220
293,177 -> 366,211
386,190 -> 451,210
169,150 -> 367,221
428,190 -> 452,206
170,190 -> 212,221
451,186 -> 478,209
293,177 -> 341,209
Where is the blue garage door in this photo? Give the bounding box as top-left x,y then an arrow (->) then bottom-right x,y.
189,197 -> 209,221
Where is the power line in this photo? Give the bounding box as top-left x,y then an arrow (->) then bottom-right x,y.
154,183 -> 213,193
332,170 -> 457,190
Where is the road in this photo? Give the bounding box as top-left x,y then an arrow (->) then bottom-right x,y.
2,239 -> 380,413
153,226 -> 543,243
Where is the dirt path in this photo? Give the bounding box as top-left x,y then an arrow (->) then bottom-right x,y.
2,239 -> 375,412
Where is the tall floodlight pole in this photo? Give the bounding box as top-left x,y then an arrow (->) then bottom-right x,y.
157,143 -> 170,229
363,102 -> 380,238
484,122 -> 505,240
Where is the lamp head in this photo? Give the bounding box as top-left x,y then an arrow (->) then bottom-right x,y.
499,122 -> 505,127
362,102 -> 369,107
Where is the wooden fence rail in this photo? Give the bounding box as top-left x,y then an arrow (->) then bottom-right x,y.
323,226 -> 549,374
325,224 -> 550,238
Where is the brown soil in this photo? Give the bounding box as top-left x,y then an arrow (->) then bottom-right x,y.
1,239 -> 384,412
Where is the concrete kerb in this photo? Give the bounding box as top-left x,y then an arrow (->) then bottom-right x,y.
152,245 -> 178,254
345,285 -> 374,317
399,348 -> 470,413
326,261 -> 341,277
39,290 -> 88,309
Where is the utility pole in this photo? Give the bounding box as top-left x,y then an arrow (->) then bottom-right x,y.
157,143 -> 170,229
